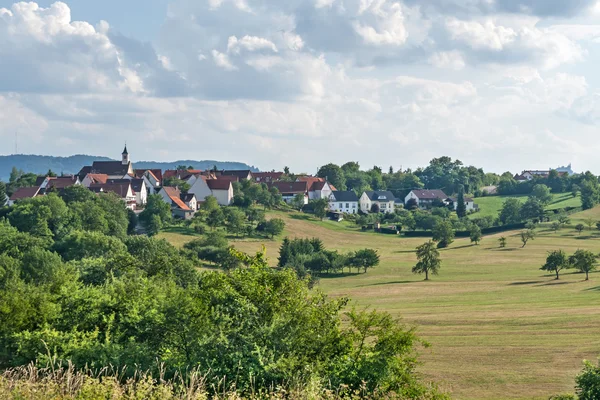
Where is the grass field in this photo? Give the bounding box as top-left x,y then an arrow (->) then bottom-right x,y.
159,208 -> 600,400
470,193 -> 581,220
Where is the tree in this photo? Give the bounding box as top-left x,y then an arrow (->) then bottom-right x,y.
469,225 -> 482,245
432,220 -> 455,248
206,208 -> 224,230
520,197 -> 545,222
456,185 -> 467,218
370,203 -> 380,213
139,194 -> 172,230
569,250 -> 597,280
559,214 -> 571,227
585,218 -> 595,231
412,241 -> 441,280
576,224 -> 585,235
264,218 -> 285,238
541,250 -> 570,280
580,179 -> 600,210
551,222 -> 560,232
0,181 -> 7,205
283,166 -> 290,175
499,198 -> 522,225
405,198 -> 418,210
225,208 -> 247,237
572,184 -> 580,198
531,184 -> 552,205
316,163 -> 345,190
349,249 -> 380,274
147,214 -> 163,236
291,193 -> 306,211
520,229 -> 535,248
311,198 -> 329,221
499,237 -> 507,248
576,360 -> 600,400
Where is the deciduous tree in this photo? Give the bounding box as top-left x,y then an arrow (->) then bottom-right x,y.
569,250 -> 597,281
432,220 -> 454,248
412,241 -> 441,280
541,250 -> 570,280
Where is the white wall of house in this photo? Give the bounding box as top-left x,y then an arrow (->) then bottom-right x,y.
211,187 -> 234,206
329,200 -> 358,214
136,181 -> 148,206
360,193 -> 372,213
282,193 -> 308,204
360,193 -> 395,213
378,200 -> 396,213
158,188 -> 174,207
188,178 -> 213,201
404,191 -> 420,206
453,200 -> 476,211
309,183 -> 334,200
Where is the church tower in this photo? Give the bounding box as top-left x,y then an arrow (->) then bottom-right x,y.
122,144 -> 129,165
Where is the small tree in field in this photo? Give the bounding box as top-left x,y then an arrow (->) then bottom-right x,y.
569,250 -> 597,281
264,218 -> 285,238
292,194 -> 306,211
433,220 -> 455,248
312,198 -> 329,221
551,222 -> 560,233
499,237 -> 507,248
576,224 -> 585,235
541,250 -> 570,280
350,249 -> 380,274
558,214 -> 571,227
585,218 -> 595,231
470,225 -> 482,245
521,230 -> 535,248
412,241 -> 441,281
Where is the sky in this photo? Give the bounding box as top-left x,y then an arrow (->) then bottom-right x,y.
1,1 -> 600,174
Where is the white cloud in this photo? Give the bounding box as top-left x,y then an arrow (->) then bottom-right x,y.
211,50 -> 238,70
429,51 -> 466,70
227,35 -> 278,53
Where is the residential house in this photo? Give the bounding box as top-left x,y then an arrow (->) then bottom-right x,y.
180,193 -> 198,211
447,196 -> 477,212
270,181 -> 309,204
297,177 -> 335,200
134,169 -> 162,194
188,175 -> 213,204
254,172 -> 284,183
515,169 -> 569,182
404,189 -> 448,209
556,164 -> 575,176
81,173 -> 109,187
207,179 -> 234,206
7,186 -> 40,206
90,182 -> 137,210
360,191 -> 396,213
38,176 -> 80,194
163,169 -> 203,183
158,186 -> 194,219
107,179 -> 147,206
222,170 -> 253,181
329,191 -> 359,214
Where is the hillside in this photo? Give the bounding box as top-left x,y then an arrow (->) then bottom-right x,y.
0,154 -> 258,180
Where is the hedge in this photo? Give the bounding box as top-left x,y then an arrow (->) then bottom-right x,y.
402,223 -> 526,238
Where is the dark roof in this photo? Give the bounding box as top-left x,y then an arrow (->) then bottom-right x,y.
89,183 -> 132,198
77,166 -> 92,180
134,169 -> 163,182
207,179 -> 232,191
331,191 -> 359,202
253,172 -> 284,182
35,176 -> 46,186
270,181 -> 308,194
90,161 -> 130,176
122,145 -> 128,155
222,170 -> 253,180
107,178 -> 144,193
364,191 -> 396,201
46,177 -> 79,190
180,193 -> 196,202
9,186 -> 40,201
409,189 -> 447,200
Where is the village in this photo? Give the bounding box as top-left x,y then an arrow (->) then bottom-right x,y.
4,146 -> 578,222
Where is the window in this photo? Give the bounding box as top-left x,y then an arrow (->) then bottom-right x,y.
381,204 -> 386,209
339,203 -> 343,208
352,203 -> 356,208
346,203 -> 349,208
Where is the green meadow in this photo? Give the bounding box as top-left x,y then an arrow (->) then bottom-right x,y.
160,207 -> 600,400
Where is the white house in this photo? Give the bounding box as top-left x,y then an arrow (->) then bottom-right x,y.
188,175 -> 213,202
134,169 -> 162,195
90,182 -> 137,210
180,193 -> 198,211
298,177 -> 334,200
107,179 -> 147,206
329,191 -> 359,214
405,189 -> 448,209
270,181 -> 309,204
360,191 -> 396,214
158,187 -> 195,219
207,179 -> 234,205
448,196 -> 477,212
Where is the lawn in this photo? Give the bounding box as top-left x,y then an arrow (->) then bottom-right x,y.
470,192 -> 581,220
160,208 -> 600,400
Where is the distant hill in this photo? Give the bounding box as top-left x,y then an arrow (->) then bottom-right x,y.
0,154 -> 258,181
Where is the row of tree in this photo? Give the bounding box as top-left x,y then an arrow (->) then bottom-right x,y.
542,249 -> 598,281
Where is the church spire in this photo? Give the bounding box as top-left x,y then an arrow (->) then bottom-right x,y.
122,143 -> 130,165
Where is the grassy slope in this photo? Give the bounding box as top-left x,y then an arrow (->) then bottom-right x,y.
159,209 -> 600,400
470,193 -> 581,219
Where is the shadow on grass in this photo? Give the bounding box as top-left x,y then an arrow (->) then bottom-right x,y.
574,235 -> 597,240
318,272 -> 364,279
357,280 -> 414,288
441,244 -> 475,251
289,214 -> 315,221
486,247 -> 520,252
509,281 -> 545,286
536,281 -> 572,287
584,286 -> 600,291
395,250 -> 417,254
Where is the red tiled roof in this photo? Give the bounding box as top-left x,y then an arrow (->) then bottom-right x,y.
86,173 -> 109,184
162,186 -> 191,210
270,181 -> 308,194
9,186 -> 40,201
207,179 -> 232,191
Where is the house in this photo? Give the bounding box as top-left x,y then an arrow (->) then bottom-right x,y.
270,181 -> 309,204
134,169 -> 162,194
158,186 -> 195,219
207,179 -> 234,206
254,172 -> 284,183
163,169 -> 203,183
78,146 -> 134,180
360,191 -> 396,213
297,177 -> 335,200
107,179 -> 147,206
90,182 -> 137,210
7,186 -> 40,206
188,175 -> 213,203
405,189 -> 448,209
38,176 -> 80,194
556,164 -> 575,176
447,196 -> 478,212
516,169 -> 569,182
222,170 -> 253,181
82,173 -> 109,187
329,191 -> 359,214
180,193 -> 198,211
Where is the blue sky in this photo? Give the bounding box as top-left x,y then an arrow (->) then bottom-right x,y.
1,0 -> 600,173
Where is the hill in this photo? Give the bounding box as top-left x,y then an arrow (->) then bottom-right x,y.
0,154 -> 258,181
